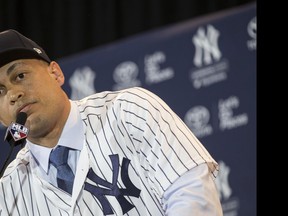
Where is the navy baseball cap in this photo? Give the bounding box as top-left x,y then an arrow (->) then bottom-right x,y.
0,29 -> 51,67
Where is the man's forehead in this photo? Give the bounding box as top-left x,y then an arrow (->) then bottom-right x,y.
0,60 -> 35,77
0,60 -> 24,73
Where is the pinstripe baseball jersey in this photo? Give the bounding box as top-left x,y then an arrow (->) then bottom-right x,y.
0,87 -> 219,216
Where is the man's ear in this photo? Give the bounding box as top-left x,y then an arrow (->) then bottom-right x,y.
49,61 -> 65,86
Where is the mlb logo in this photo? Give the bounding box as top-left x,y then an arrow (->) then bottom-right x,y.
10,122 -> 29,141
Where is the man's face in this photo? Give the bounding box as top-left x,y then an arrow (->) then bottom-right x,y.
0,59 -> 68,141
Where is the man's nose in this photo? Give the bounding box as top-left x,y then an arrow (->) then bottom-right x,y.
8,89 -> 24,104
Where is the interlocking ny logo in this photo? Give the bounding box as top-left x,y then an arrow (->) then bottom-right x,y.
84,154 -> 141,215
192,24 -> 221,67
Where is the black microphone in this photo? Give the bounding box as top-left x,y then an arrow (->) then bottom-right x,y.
0,112 -> 29,177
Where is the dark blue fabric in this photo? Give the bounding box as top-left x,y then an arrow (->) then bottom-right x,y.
49,146 -> 75,194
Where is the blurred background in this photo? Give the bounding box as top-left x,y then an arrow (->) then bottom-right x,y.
0,0 -> 255,60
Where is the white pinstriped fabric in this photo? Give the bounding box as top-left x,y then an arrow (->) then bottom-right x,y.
0,87 -> 218,216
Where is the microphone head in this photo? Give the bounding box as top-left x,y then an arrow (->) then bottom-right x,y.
15,112 -> 27,125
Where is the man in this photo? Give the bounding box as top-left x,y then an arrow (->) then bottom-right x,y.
0,29 -> 223,215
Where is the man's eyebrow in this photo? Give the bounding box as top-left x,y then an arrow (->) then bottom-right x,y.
6,62 -> 24,76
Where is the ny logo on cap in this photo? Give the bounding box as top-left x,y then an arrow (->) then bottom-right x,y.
33,48 -> 42,54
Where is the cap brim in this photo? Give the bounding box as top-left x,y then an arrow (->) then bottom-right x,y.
0,48 -> 51,68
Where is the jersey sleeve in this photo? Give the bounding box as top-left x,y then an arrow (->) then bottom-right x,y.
116,87 -> 219,197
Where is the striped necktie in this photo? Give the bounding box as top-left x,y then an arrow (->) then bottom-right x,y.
49,146 -> 75,194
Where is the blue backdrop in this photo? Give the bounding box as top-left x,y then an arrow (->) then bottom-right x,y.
0,3 -> 256,215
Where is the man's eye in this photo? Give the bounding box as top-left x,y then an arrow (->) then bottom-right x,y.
17,73 -> 25,80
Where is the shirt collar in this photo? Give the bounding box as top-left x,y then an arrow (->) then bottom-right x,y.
27,101 -> 84,173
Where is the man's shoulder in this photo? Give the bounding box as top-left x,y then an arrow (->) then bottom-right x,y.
76,87 -> 149,105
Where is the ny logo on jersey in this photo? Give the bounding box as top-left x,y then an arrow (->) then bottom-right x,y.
84,154 -> 141,215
